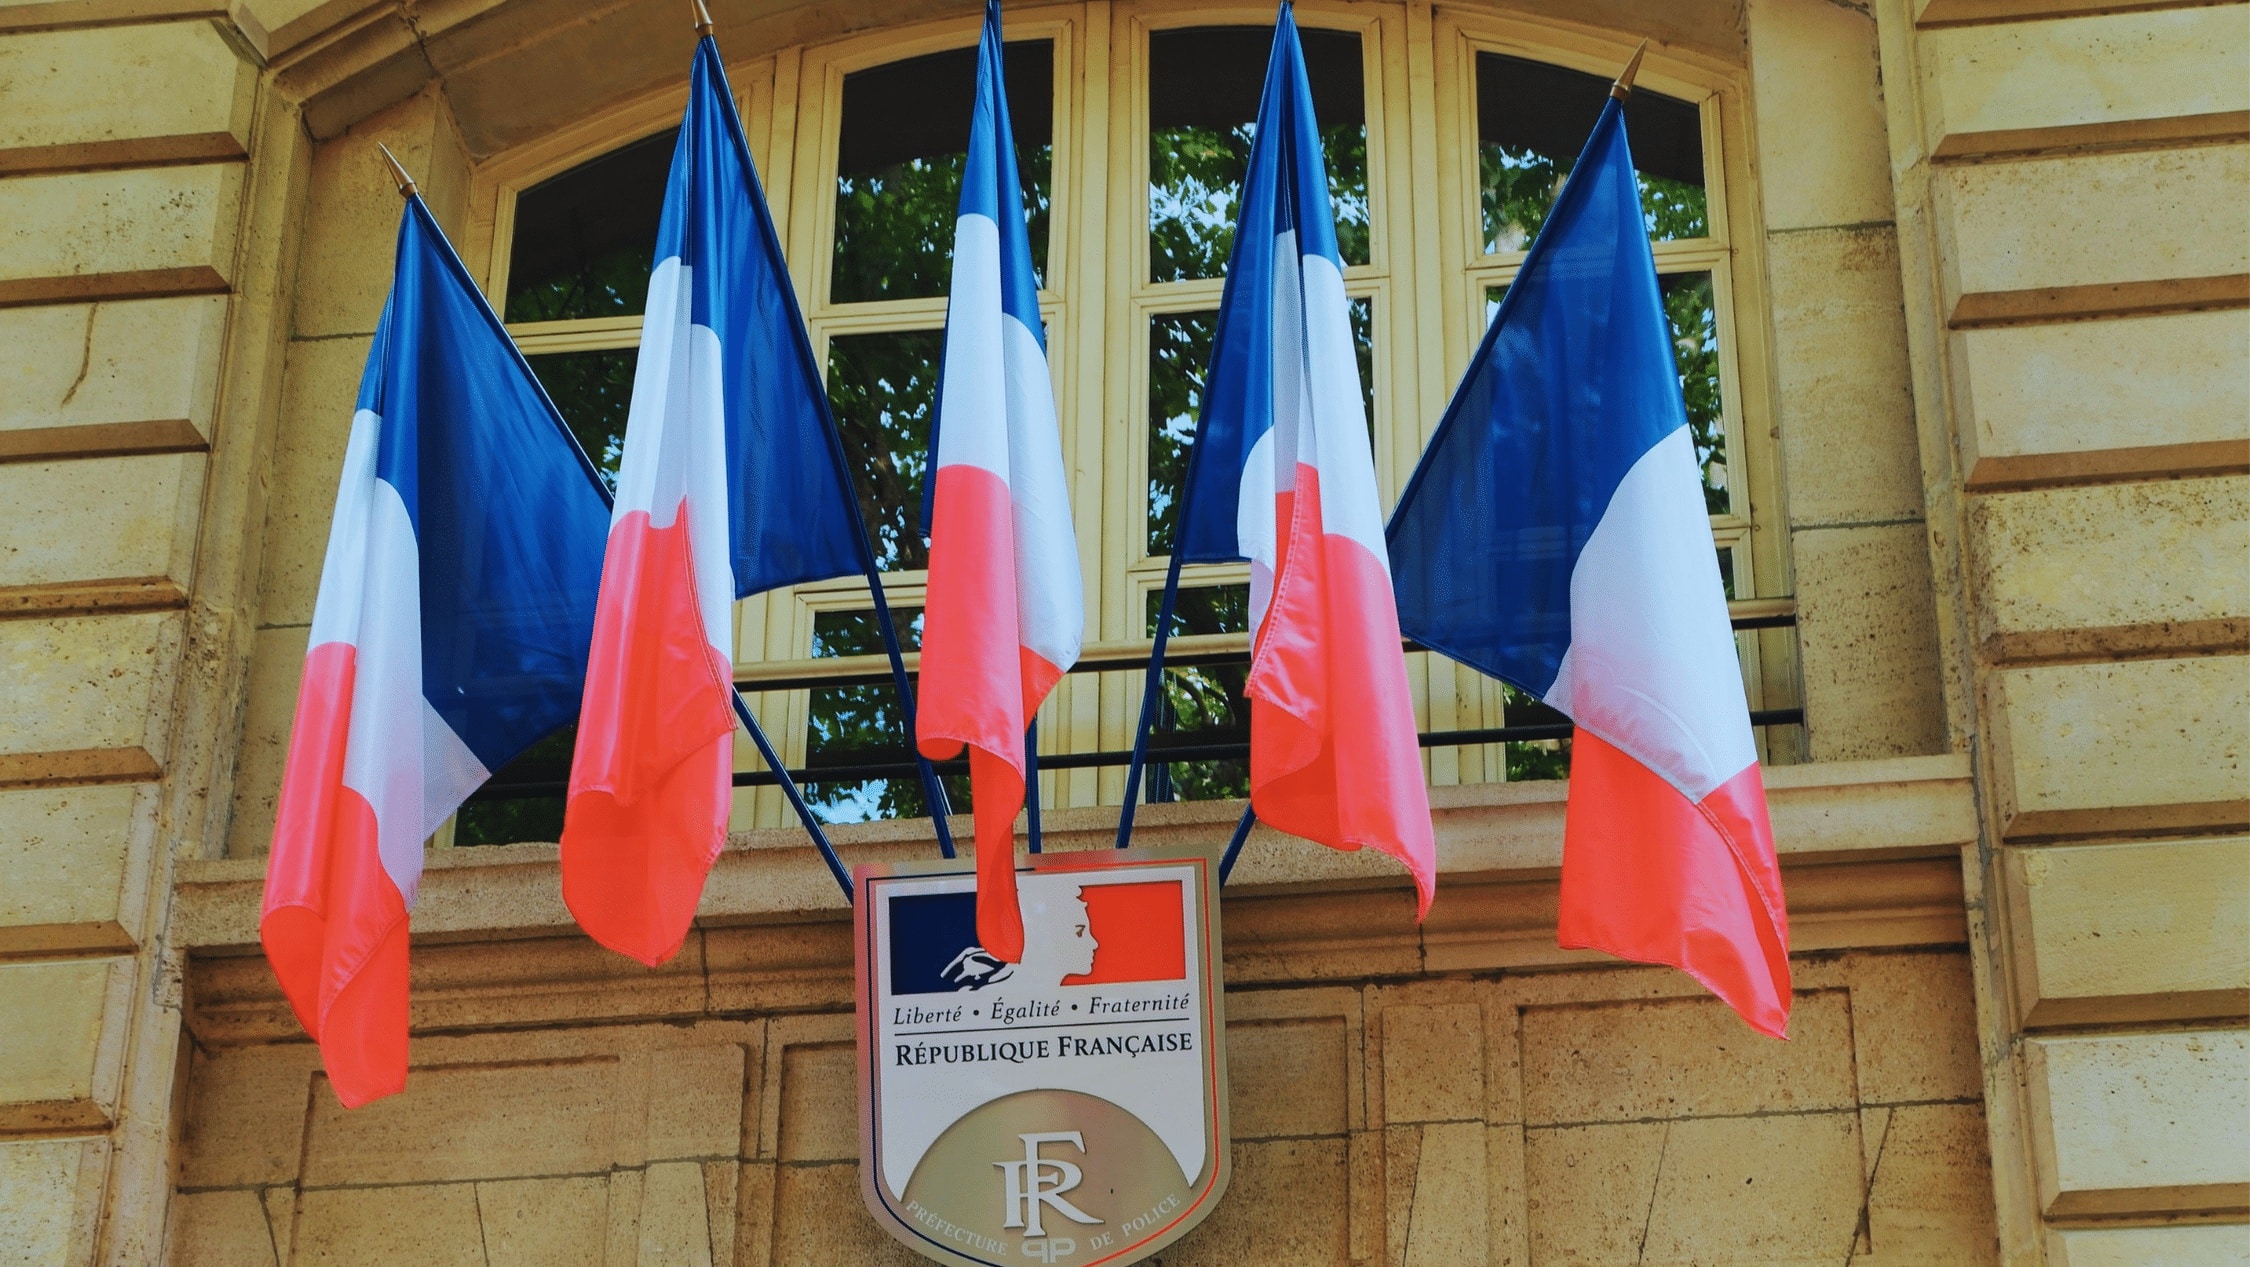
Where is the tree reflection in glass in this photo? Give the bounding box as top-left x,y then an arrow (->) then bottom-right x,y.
1148,300 -> 1372,556
505,130 -> 675,324
832,41 -> 1053,304
800,607 -> 972,823
1148,26 -> 1369,283
826,330 -> 943,571
1475,53 -> 1707,253
1145,586 -> 1249,803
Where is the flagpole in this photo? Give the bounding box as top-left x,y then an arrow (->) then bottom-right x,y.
728,690 -> 853,900
688,5 -> 961,862
1024,719 -> 1041,854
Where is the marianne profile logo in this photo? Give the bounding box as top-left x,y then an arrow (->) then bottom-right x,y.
854,848 -> 1230,1267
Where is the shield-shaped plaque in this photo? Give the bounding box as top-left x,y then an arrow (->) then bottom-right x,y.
855,845 -> 1231,1266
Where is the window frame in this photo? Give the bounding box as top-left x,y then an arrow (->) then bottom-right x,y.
457,3 -> 1801,838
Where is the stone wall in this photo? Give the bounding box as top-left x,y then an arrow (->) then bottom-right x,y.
1868,0 -> 2250,1260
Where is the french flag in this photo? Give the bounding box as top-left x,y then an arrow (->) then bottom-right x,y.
262,196 -> 609,1107
916,0 -> 1085,963
1174,6 -> 1435,914
563,36 -> 869,967
1387,92 -> 1791,1036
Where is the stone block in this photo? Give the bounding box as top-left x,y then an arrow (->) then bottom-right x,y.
1397,1120 -> 1488,1266
1747,0 -> 1894,231
774,1041 -> 857,1162
295,92 -> 470,338
1486,1124 -> 1528,1266
1956,308 -> 2250,489
0,296 -> 226,450
0,783 -> 148,954
2025,1029 -> 2250,1216
0,958 -> 121,1129
1940,145 -> 2250,297
0,453 -> 204,589
1846,952 -> 1984,1104
1640,1111 -> 1865,1262
1522,991 -> 1855,1124
1858,1103 -> 1999,1265
0,163 -> 242,305
1228,1014 -> 1350,1138
0,1137 -> 101,1267
767,1163 -> 922,1267
1921,7 -> 2250,145
1167,1138 -> 1351,1266
258,335 -> 373,626
646,1042 -> 749,1161
0,611 -> 183,761
1523,1121 -> 1666,1263
1971,477 -> 2249,661
1765,225 -> 1924,526
225,623 -> 308,858
301,1056 -> 622,1186
0,21 -> 254,173
2010,837 -> 2250,1026
638,1161 -> 717,1267
1991,656 -> 2249,840
177,1041 -> 321,1189
1792,524 -> 1949,761
1380,1002 -> 1484,1125
293,1183 -> 488,1266
168,1189 -> 280,1267
2049,1224 -> 2250,1267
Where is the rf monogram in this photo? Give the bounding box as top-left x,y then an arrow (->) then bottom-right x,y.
995,1132 -> 1103,1237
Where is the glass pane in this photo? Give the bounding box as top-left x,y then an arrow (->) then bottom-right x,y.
833,41 -> 1053,304
1500,684 -> 1569,781
801,607 -> 972,822
1148,302 -> 1373,555
455,725 -> 574,845
1144,585 -> 1249,802
1148,26 -> 1368,283
506,130 -> 675,323
1481,275 -> 1726,516
1475,53 -> 1706,253
1660,271 -> 1728,515
526,349 -> 636,491
827,330 -> 942,570
1147,310 -> 1217,555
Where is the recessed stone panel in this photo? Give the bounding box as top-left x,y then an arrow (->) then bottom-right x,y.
1971,476 -> 2250,660
0,21 -> 254,172
0,296 -> 227,443
0,958 -> 120,1125
1940,144 -> 2250,296
0,163 -> 243,304
1921,7 -> 2250,142
0,611 -> 183,761
0,783 -> 147,954
1956,308 -> 2250,486
2011,837 -> 2250,1025
1992,656 -> 2250,839
1228,1015 -> 1350,1138
1521,991 -> 1855,1124
0,453 -> 204,591
2026,1028 -> 2250,1217
300,1057 -> 621,1187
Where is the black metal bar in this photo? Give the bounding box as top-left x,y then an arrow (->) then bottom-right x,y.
462,708 -> 1806,801
732,613 -> 1798,693
729,690 -> 852,902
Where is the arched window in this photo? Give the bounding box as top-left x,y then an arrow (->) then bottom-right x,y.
462,3 -> 1788,841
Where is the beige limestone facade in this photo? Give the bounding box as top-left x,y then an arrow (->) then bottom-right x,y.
0,0 -> 2241,1262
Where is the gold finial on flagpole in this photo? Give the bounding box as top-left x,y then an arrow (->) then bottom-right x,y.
693,0 -> 714,36
1610,40 -> 1648,100
376,142 -> 417,198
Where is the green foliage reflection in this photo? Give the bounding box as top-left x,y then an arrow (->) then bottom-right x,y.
1149,122 -> 1368,283
827,330 -> 942,571
832,147 -> 1052,304
1480,142 -> 1707,254
800,607 -> 974,823
1146,585 -> 1249,802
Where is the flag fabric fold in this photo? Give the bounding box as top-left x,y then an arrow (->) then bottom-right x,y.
262,196 -> 609,1107
1172,5 -> 1434,915
1386,95 -> 1791,1037
563,36 -> 869,967
917,0 -> 1085,963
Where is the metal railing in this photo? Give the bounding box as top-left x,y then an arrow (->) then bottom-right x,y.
463,602 -> 1801,803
